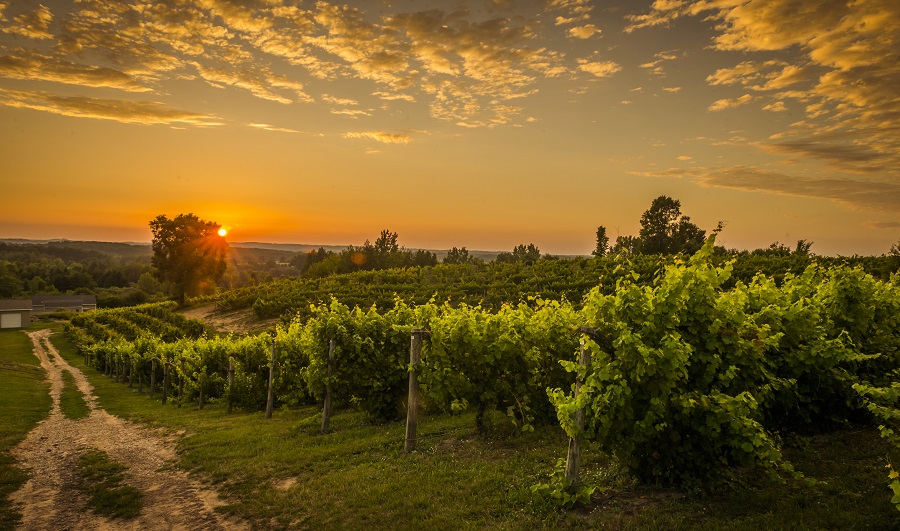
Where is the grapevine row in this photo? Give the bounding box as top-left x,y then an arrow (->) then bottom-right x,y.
65,242 -> 900,490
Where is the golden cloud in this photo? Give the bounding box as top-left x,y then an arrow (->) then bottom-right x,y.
343,131 -> 412,144
4,4 -> 53,40
0,88 -> 219,126
631,0 -> 900,175
708,94 -> 753,111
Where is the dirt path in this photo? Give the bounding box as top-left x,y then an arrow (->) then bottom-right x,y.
9,329 -> 247,530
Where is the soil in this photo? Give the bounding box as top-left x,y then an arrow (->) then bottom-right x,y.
9,329 -> 247,530
180,304 -> 278,335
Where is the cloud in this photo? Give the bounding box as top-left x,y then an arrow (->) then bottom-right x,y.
864,220 -> 900,230
677,155 -> 693,161
578,58 -> 622,78
322,94 -> 359,106
695,166 -> 900,213
248,123 -> 298,133
3,4 -> 53,40
0,88 -> 219,126
629,0 -> 900,174
636,164 -> 900,213
331,108 -> 372,117
343,131 -> 412,144
708,94 -> 753,111
639,50 -> 683,77
567,24 -> 599,39
0,50 -> 150,92
763,140 -> 887,173
663,87 -> 681,93
372,91 -> 415,102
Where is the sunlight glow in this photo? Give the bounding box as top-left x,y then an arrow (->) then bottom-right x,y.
218,228 -> 227,237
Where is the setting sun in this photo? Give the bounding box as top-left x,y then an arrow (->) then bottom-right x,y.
218,228 -> 227,237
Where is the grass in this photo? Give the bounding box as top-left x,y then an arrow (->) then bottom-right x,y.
0,326 -> 52,530
50,331 -> 900,530
75,449 -> 143,519
59,369 -> 91,420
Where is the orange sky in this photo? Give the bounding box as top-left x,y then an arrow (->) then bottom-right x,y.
0,0 -> 898,255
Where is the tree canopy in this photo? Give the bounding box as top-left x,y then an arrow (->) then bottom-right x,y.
149,213 -> 228,306
637,195 -> 706,255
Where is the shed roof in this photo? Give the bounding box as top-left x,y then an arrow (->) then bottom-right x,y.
31,295 -> 97,305
0,299 -> 33,311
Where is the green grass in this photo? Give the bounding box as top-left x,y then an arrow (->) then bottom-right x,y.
75,449 -> 142,519
59,368 -> 90,420
50,333 -> 900,530
0,327 -> 52,530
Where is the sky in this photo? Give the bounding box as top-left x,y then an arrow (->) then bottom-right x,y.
0,0 -> 898,256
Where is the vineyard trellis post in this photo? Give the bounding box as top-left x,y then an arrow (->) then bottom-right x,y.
198,370 -> 206,410
227,358 -> 234,414
129,359 -> 135,388
322,339 -> 336,433
405,329 -> 430,454
178,359 -> 185,408
162,361 -> 169,405
150,358 -> 157,398
564,339 -> 591,485
266,339 -> 276,419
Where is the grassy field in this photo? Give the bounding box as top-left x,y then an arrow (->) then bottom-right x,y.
0,325 -> 52,530
32,329 -> 900,529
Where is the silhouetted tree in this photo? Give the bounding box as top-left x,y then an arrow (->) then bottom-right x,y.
794,239 -> 814,255
592,226 -> 609,257
443,247 -> 478,264
496,243 -> 540,264
638,196 -> 706,255
612,235 -> 639,255
149,213 -> 228,306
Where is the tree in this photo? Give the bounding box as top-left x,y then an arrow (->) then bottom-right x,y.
149,213 -> 228,306
612,235 -> 639,255
794,239 -> 814,255
496,243 -> 540,264
592,226 -> 609,257
443,247 -> 478,265
638,195 -> 706,255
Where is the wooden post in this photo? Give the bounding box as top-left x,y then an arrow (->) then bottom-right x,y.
178,359 -> 185,408
405,329 -> 428,453
265,340 -> 276,419
150,359 -> 156,398
321,339 -> 336,433
227,359 -> 234,414
128,360 -> 135,388
565,340 -> 592,485
162,362 -> 169,405
199,371 -> 206,410
138,365 -> 144,394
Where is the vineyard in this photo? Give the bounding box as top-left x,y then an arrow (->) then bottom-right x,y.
64,241 -> 900,495
201,251 -> 899,321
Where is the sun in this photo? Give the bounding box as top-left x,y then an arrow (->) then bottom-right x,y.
218,228 -> 227,237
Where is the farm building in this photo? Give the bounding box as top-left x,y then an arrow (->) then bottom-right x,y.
31,295 -> 97,314
0,299 -> 32,329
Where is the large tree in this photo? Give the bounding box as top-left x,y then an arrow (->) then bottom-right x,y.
638,196 -> 706,255
149,213 -> 228,306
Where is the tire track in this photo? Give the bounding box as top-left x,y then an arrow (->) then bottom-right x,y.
10,329 -> 246,530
